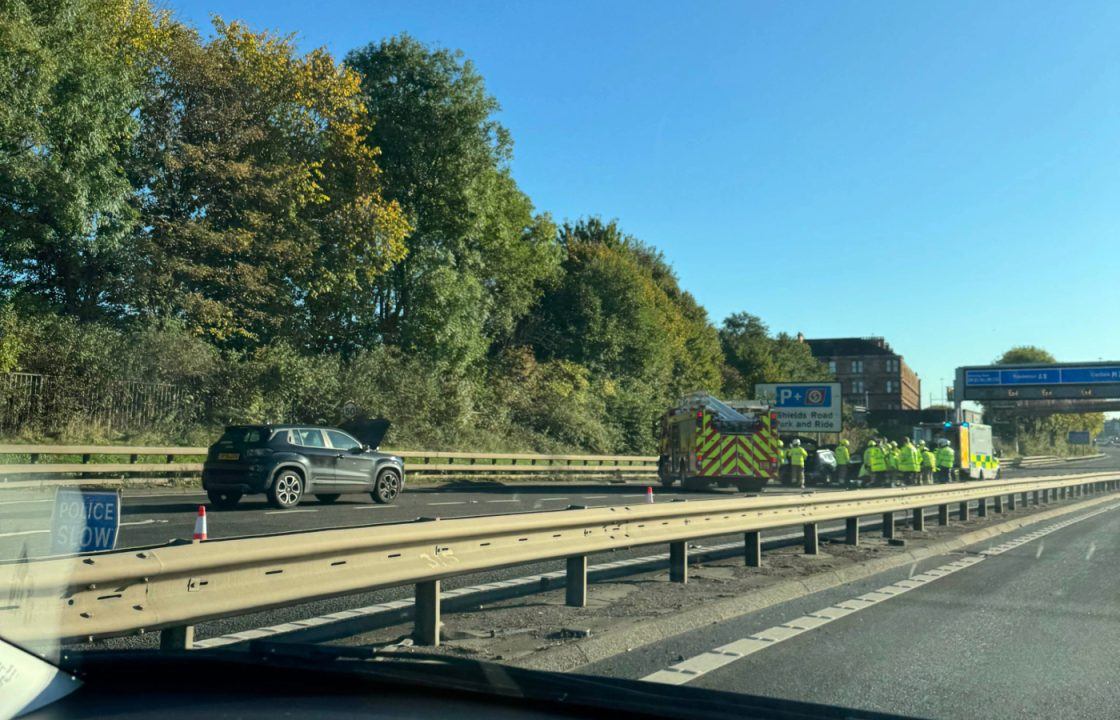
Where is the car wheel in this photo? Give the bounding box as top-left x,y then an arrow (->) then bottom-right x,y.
268,469 -> 304,509
316,493 -> 341,504
207,489 -> 242,509
372,468 -> 401,504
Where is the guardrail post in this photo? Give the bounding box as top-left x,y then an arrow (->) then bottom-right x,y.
744,531 -> 762,566
977,497 -> 988,517
911,507 -> 925,531
29,453 -> 39,464
845,517 -> 859,546
959,501 -> 970,521
938,504 -> 949,525
1020,491 -> 1029,507
994,495 -> 1004,513
565,556 -> 588,607
803,523 -> 819,555
669,541 -> 688,583
1007,492 -> 1016,510
129,454 -> 139,464
81,453 -> 91,464
882,512 -> 895,539
1034,490 -> 1042,505
159,625 -> 194,651
415,580 -> 441,646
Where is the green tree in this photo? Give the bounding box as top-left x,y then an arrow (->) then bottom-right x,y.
129,19 -> 409,349
345,34 -> 560,369
522,218 -> 723,451
0,0 -> 164,318
719,312 -> 831,397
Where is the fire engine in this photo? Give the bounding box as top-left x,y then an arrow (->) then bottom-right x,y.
655,392 -> 780,492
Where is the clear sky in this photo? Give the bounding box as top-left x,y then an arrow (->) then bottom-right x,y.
168,0 -> 1120,405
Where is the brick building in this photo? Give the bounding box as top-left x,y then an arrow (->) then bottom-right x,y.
802,336 -> 921,411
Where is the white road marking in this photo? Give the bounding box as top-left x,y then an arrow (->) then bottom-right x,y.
583,495 -> 608,499
0,517 -> 165,538
264,509 -> 318,515
641,503 -> 1120,686
428,501 -> 465,506
539,497 -> 570,502
486,499 -> 519,503
351,505 -> 390,510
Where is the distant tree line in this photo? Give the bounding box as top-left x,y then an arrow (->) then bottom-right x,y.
0,0 -> 828,449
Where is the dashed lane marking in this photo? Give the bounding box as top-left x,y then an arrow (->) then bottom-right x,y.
641,502 -> 1120,686
264,509 -> 318,515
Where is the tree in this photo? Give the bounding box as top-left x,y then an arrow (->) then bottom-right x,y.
345,35 -> 560,369
719,312 -> 831,397
521,218 -> 723,451
129,19 -> 409,349
0,0 -> 164,319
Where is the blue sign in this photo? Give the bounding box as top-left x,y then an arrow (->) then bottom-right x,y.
965,366 -> 1120,387
773,385 -> 832,407
1067,431 -> 1091,445
1060,367 -> 1120,384
50,489 -> 121,554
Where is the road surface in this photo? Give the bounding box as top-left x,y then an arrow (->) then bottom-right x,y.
585,494 -> 1120,719
1,448 -> 1115,653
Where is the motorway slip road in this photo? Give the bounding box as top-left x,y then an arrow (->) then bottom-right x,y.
581,498 -> 1120,719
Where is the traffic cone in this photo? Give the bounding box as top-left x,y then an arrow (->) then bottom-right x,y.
193,505 -> 207,543
646,486 -> 654,504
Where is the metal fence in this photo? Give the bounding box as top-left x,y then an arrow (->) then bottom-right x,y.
0,372 -> 199,434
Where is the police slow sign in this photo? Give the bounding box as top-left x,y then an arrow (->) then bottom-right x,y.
754,382 -> 843,432
50,489 -> 121,554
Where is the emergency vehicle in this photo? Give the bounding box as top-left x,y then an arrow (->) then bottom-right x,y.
913,421 -> 1000,480
655,393 -> 780,492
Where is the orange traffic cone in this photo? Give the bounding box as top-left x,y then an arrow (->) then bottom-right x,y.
193,505 -> 207,542
646,486 -> 654,504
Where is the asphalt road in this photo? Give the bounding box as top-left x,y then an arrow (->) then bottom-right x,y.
2,448 -> 1113,559
2,448 -> 1116,654
584,495 -> 1120,719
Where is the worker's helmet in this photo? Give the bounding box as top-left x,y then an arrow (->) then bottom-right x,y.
777,440 -> 784,447
791,439 -> 801,447
939,439 -> 949,447
840,439 -> 850,446
868,440 -> 877,447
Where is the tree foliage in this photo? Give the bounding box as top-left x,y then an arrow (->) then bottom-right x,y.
0,0 -> 164,318
719,313 -> 832,397
345,35 -> 560,370
126,19 -> 409,349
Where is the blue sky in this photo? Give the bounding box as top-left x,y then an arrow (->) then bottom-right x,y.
170,0 -> 1120,404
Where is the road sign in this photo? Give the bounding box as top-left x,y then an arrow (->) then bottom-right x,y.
1067,431 -> 1091,445
956,362 -> 1120,403
49,489 -> 121,555
754,382 -> 842,432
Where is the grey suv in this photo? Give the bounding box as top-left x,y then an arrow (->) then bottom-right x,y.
202,422 -> 405,509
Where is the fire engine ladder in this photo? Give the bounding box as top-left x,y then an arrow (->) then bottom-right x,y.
674,392 -> 751,422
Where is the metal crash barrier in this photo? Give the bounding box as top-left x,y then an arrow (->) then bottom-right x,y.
1,471 -> 1117,649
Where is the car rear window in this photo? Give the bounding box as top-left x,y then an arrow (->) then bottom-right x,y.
217,427 -> 268,446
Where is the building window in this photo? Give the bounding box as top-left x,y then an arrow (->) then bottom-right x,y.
886,358 -> 898,372
851,360 -> 863,373
852,380 -> 864,393
828,360 -> 836,374
885,380 -> 895,393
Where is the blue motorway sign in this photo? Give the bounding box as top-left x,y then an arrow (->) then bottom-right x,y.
50,489 -> 121,554
965,366 -> 1120,387
1067,431 -> 1091,445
